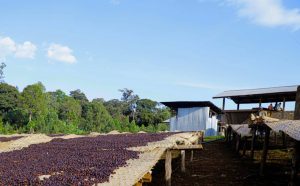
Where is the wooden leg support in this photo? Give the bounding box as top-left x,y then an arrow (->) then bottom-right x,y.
190,150 -> 194,162
290,141 -> 300,184
242,137 -> 247,157
236,135 -> 241,154
227,127 -> 232,146
181,150 -> 186,173
165,150 -> 172,186
250,128 -> 257,160
282,132 -> 287,148
260,127 -> 270,176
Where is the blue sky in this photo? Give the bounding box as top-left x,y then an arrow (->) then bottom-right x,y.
1,0 -> 300,109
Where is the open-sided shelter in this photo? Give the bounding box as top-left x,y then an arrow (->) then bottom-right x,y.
213,85 -> 299,124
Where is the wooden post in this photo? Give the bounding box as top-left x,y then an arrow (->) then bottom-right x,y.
259,99 -> 262,108
232,132 -> 236,149
235,134 -> 241,154
227,126 -> 232,146
165,150 -> 172,186
260,126 -> 270,176
250,127 -> 256,160
290,86 -> 300,183
222,98 -> 226,111
291,141 -> 300,183
190,150 -> 194,162
181,150 -> 186,173
295,86 -> 300,120
242,137 -> 247,156
237,103 -> 240,110
282,97 -> 286,119
282,131 -> 287,147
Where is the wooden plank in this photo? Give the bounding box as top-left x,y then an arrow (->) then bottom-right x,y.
181,150 -> 186,173
165,150 -> 172,186
172,144 -> 203,150
260,126 -> 270,176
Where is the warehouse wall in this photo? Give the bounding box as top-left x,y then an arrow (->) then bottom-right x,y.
170,107 -> 218,136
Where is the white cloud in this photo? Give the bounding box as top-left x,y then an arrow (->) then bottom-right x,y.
227,0 -> 300,30
0,37 -> 16,58
15,41 -> 37,59
0,36 -> 37,60
47,44 -> 77,64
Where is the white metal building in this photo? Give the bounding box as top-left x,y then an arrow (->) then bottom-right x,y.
161,101 -> 221,136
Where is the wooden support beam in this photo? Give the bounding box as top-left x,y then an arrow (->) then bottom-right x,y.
290,85 -> 300,183
165,150 -> 172,186
295,86 -> 300,120
260,126 -> 270,176
250,127 -> 257,160
232,132 -> 237,150
190,150 -> 194,162
290,141 -> 300,183
282,97 -> 286,119
181,150 -> 186,173
282,131 -> 287,147
222,98 -> 226,111
172,144 -> 203,150
242,137 -> 247,156
235,134 -> 241,154
237,103 -> 240,110
227,126 -> 232,146
259,99 -> 262,108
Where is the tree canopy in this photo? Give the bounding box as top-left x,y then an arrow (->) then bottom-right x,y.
0,81 -> 171,134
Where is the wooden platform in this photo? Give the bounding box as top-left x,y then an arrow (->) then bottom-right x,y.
99,132 -> 203,186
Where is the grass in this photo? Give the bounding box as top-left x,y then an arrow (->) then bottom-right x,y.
204,135 -> 224,142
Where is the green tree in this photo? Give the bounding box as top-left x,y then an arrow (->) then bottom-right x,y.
4,108 -> 29,128
21,82 -> 48,122
119,88 -> 139,120
70,89 -> 88,103
136,99 -> 171,126
47,89 -> 68,112
0,83 -> 20,113
80,100 -> 113,132
58,96 -> 82,124
136,99 -> 158,125
104,99 -> 125,119
0,62 -> 6,83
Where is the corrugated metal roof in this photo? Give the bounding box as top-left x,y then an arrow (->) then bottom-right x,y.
160,101 -> 222,114
213,85 -> 298,98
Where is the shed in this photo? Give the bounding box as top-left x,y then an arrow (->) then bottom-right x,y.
161,101 -> 221,136
213,85 -> 298,110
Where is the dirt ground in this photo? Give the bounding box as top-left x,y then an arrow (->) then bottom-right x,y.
146,140 -> 297,186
